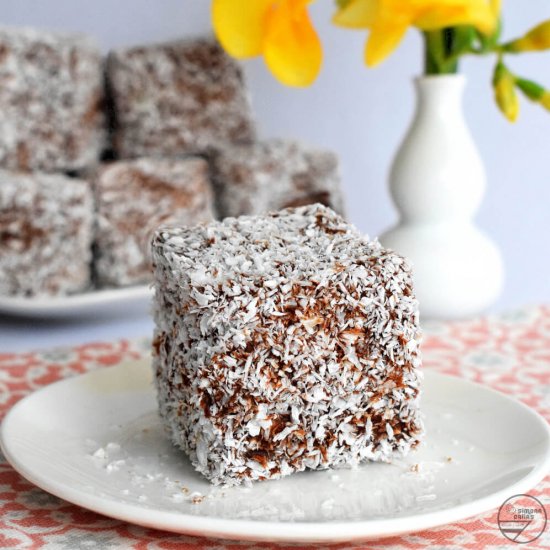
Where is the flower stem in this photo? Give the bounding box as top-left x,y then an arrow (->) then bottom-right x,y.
424,29 -> 459,75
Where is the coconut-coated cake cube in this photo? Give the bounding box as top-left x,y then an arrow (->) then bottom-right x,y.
0,26 -> 104,172
210,139 -> 345,218
0,170 -> 93,296
93,157 -> 215,288
151,204 -> 423,486
107,38 -> 256,159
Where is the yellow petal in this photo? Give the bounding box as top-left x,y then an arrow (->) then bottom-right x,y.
263,0 -> 322,86
541,92 -> 550,111
490,0 -> 502,16
365,22 -> 408,66
494,73 -> 519,122
414,7 -> 467,30
509,20 -> 550,52
456,1 -> 498,35
415,2 -> 497,35
211,0 -> 273,58
332,0 -> 379,29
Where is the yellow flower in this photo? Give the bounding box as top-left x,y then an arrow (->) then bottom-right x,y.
540,91 -> 550,112
505,20 -> 550,53
493,63 -> 519,122
490,0 -> 501,15
333,0 -> 499,67
211,0 -> 322,87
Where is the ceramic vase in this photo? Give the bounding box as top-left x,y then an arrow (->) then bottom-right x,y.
379,74 -> 504,319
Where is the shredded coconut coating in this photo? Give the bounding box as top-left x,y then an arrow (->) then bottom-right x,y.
93,157 -> 215,288
152,204 -> 423,486
0,26 -> 104,172
210,139 -> 345,219
107,38 -> 256,159
0,170 -> 93,296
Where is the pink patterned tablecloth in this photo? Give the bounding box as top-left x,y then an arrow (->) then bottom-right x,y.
0,306 -> 549,549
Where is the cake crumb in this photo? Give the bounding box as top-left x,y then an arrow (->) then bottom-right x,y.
190,491 -> 204,504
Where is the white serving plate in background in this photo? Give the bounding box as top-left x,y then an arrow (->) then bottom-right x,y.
0,285 -> 153,319
1,360 -> 549,543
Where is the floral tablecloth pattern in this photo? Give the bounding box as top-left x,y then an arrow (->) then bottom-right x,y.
0,306 -> 549,549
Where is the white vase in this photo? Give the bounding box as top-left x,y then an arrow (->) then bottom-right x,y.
379,74 -> 504,319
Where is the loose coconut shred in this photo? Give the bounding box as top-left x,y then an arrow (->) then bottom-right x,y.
152,204 -> 423,486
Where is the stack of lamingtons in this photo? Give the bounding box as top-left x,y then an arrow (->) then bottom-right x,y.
0,27 -> 345,297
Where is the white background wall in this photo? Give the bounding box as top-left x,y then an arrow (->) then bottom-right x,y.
2,0 -> 549,311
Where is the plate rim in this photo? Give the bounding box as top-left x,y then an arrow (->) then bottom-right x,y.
0,285 -> 153,317
1,365 -> 549,543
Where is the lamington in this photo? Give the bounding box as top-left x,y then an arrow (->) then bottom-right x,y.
210,139 -> 345,219
93,157 -> 215,287
0,26 -> 104,172
0,170 -> 93,296
107,38 -> 256,159
151,204 -> 423,486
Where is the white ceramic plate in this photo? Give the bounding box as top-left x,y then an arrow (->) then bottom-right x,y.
1,360 -> 549,544
0,286 -> 153,318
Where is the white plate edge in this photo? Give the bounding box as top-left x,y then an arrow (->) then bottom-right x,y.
1,368 -> 549,543
0,285 -> 153,315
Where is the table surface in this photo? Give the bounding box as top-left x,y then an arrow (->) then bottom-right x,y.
0,305 -> 549,549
